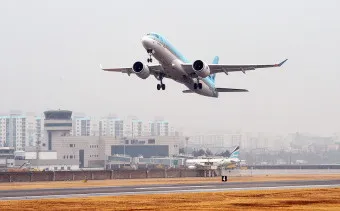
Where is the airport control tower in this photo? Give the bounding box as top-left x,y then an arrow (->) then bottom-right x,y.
44,110 -> 72,150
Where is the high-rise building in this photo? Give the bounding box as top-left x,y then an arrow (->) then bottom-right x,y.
143,122 -> 152,136
1,111 -> 177,149
0,111 -> 43,150
71,115 -> 99,137
150,120 -> 170,136
99,117 -> 124,138
98,116 -> 175,138
123,116 -> 143,138
35,117 -> 43,145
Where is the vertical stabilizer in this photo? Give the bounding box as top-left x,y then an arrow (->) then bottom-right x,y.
229,146 -> 240,159
210,56 -> 219,83
212,56 -> 219,64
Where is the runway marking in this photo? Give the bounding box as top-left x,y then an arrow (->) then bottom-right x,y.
1,184 -> 340,201
135,185 -> 216,190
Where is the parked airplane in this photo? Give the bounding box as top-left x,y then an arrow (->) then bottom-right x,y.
214,146 -> 241,167
186,146 -> 241,169
101,32 -> 287,97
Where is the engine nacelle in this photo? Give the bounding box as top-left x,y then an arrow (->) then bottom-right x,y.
192,60 -> 210,78
132,61 -> 150,79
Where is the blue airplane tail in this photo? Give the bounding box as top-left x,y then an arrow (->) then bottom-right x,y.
210,56 -> 219,83
229,146 -> 240,159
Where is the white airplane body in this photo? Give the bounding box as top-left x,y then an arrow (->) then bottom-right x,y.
101,33 -> 287,98
186,146 -> 241,169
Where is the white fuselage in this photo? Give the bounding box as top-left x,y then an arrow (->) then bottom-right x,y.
141,36 -> 218,98
186,157 -> 240,168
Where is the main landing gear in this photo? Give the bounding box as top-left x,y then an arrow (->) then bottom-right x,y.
194,78 -> 203,90
157,83 -> 165,90
147,49 -> 153,63
156,74 -> 166,90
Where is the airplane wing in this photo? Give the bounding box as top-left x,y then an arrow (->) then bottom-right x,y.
100,64 -> 163,75
183,88 -> 248,93
181,59 -> 288,75
215,88 -> 248,92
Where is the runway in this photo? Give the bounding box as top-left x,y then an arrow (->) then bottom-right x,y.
1,179 -> 340,200
238,169 -> 340,176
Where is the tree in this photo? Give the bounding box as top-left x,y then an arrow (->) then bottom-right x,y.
193,149 -> 206,157
216,150 -> 231,157
179,148 -> 185,154
206,149 -> 213,156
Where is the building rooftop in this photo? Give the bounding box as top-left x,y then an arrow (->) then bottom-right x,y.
44,110 -> 72,120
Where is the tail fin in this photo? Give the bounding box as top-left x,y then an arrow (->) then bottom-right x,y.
212,56 -> 219,64
210,56 -> 219,83
229,146 -> 240,159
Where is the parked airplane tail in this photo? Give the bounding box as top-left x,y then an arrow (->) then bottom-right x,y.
229,146 -> 240,159
210,56 -> 219,83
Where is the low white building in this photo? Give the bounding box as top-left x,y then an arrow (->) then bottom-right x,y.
15,159 -> 79,171
24,151 -> 57,160
0,147 -> 15,169
15,150 -> 79,171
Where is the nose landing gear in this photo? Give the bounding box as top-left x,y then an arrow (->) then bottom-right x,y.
147,49 -> 153,63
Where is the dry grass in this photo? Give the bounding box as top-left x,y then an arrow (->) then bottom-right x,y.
0,174 -> 339,191
1,187 -> 340,210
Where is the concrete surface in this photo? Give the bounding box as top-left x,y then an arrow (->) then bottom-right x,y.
1,179 -> 340,200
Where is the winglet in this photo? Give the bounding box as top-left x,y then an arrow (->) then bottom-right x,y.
278,59 -> 288,67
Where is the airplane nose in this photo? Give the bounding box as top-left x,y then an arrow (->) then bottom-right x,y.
141,36 -> 151,47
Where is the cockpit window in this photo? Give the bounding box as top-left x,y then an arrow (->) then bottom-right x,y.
147,33 -> 164,43
148,33 -> 160,39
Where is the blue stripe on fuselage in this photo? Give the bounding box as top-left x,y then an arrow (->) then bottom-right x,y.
160,36 -> 190,63
150,33 -> 215,88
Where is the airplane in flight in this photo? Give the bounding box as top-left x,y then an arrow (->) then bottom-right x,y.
101,32 -> 287,98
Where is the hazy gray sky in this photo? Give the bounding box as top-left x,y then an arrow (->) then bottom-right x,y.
1,0 -> 339,135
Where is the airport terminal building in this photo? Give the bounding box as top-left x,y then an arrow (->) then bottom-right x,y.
15,110 -> 183,170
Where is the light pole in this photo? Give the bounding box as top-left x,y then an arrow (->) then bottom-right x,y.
36,138 -> 41,170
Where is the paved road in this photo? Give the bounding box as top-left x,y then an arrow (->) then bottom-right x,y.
239,169 -> 340,176
1,179 -> 340,200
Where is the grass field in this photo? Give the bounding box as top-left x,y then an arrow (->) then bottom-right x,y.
1,187 -> 340,210
0,173 -> 339,191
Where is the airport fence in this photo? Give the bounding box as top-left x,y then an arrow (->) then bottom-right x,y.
0,169 -> 201,183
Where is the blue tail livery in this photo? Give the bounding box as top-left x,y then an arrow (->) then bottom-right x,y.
229,146 -> 240,159
210,56 -> 219,83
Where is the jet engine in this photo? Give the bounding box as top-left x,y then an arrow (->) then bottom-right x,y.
192,60 -> 210,78
132,61 -> 150,79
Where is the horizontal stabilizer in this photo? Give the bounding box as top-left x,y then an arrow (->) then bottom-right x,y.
216,88 -> 248,92
182,90 -> 194,93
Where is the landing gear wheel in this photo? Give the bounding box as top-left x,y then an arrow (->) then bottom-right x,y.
194,83 -> 198,90
147,49 -> 153,63
198,83 -> 203,89
156,73 -> 165,91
